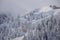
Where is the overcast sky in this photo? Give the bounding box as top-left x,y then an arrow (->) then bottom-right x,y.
0,0 -> 60,16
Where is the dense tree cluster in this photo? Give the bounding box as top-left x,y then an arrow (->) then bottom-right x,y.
0,9 -> 60,40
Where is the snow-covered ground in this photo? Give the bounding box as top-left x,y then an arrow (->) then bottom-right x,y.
12,36 -> 24,40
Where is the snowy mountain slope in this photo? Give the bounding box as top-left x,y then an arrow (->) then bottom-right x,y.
12,7 -> 58,40
0,6 -> 60,40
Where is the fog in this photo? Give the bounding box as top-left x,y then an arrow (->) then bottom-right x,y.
0,0 -> 60,16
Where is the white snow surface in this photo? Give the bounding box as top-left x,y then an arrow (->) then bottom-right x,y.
12,36 -> 24,40
40,6 -> 53,12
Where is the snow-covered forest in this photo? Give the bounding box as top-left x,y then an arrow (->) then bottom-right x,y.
0,6 -> 60,40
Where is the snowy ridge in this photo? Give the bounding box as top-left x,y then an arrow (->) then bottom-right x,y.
22,7 -> 55,23
32,9 -> 58,24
